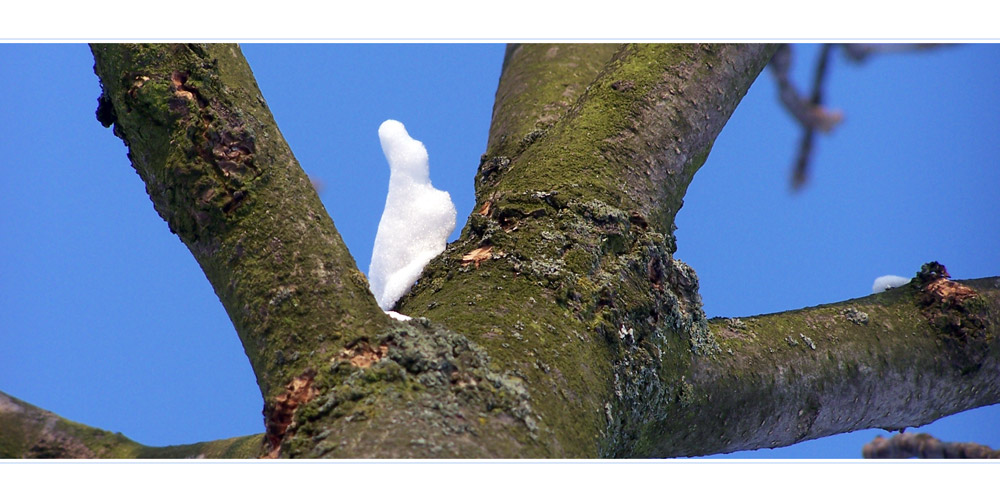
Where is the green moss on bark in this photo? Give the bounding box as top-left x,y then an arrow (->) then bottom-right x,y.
403,44 -> 772,457
668,276 -> 1000,457
0,391 -> 263,458
91,44 -> 390,405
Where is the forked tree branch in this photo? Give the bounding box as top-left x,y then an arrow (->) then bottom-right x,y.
2,44 -> 996,459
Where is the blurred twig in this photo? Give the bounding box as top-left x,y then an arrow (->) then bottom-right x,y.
770,43 -> 952,191
770,44 -> 842,191
842,43 -> 949,62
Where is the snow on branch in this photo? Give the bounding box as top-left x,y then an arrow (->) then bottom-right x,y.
873,274 -> 911,293
368,120 -> 456,311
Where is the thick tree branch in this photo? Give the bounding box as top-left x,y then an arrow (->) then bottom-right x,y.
678,273 -> 1000,457
0,391 -> 260,458
89,44 -> 390,405
90,44 -> 415,457
9,44 -> 993,460
402,44 -> 778,457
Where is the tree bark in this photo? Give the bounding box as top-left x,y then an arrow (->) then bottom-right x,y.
863,432 -> 1000,459
1,43 -> 997,458
0,391 -> 261,459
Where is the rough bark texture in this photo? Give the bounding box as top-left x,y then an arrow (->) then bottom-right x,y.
863,432 -> 1000,459
0,391 -> 261,459
401,43 -> 778,457
681,276 -> 1000,456
89,44 -> 391,402
2,43 -> 998,458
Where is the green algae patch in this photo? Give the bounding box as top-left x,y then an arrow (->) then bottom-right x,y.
486,44 -> 621,162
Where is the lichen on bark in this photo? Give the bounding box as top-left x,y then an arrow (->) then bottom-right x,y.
402,44 -> 776,456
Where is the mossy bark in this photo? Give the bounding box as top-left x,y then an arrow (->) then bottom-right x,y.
2,44 -> 998,458
658,277 -> 1000,457
89,44 -> 391,405
400,43 -> 778,456
0,391 -> 261,459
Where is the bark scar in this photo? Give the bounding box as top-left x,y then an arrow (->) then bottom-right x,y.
338,340 -> 389,369
263,369 -> 319,458
462,246 -> 493,268
913,261 -> 989,373
171,71 -> 205,105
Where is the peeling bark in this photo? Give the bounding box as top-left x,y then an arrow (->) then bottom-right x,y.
263,370 -> 319,458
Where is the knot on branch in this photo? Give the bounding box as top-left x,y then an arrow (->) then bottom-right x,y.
169,70 -> 207,107
593,241 -> 715,457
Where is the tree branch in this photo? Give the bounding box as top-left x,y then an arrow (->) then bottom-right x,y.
769,44 -> 843,190
0,391 -> 261,458
90,44 -> 408,457
677,272 -> 1000,457
841,43 -> 952,62
863,432 -> 1000,459
402,44 -> 778,457
89,44 -> 390,405
10,44 -> 992,460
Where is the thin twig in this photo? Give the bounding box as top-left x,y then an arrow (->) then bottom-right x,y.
770,44 -> 842,190
791,43 -> 840,189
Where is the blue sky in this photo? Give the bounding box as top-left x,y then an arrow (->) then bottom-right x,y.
0,43 -> 996,458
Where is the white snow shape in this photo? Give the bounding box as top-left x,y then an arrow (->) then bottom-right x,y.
368,120 -> 457,311
872,274 -> 910,294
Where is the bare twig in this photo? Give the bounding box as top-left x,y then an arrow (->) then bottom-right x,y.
769,44 -> 843,190
791,43 -> 841,189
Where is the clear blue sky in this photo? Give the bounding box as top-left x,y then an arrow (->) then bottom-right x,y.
0,43 -> 996,458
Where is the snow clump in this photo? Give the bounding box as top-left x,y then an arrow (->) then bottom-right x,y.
385,311 -> 412,322
872,275 -> 910,294
368,120 -> 456,311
